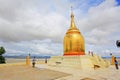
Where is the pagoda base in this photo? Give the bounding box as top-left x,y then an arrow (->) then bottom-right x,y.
63,52 -> 85,56
48,55 -> 110,69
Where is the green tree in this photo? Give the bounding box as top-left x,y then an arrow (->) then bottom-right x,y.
0,46 -> 6,63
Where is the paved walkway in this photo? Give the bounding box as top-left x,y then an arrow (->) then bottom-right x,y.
0,65 -> 70,80
36,64 -> 120,80
0,63 -> 120,80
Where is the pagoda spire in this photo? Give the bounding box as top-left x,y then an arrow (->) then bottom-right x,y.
70,6 -> 77,29
63,7 -> 85,56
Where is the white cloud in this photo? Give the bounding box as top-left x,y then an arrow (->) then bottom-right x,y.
0,7 -> 69,42
0,0 -> 120,56
79,0 -> 120,46
1,40 -> 62,56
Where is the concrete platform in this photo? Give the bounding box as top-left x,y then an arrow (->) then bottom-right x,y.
37,64 -> 120,80
48,55 -> 110,69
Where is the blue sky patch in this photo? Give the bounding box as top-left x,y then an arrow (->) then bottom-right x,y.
116,0 -> 120,6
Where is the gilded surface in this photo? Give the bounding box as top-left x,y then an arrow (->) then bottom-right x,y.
63,10 -> 85,56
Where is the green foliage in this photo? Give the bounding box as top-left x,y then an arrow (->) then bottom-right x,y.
0,46 -> 6,64
0,47 -> 6,55
0,55 -> 5,63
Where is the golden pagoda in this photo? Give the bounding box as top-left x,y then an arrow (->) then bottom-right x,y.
63,9 -> 85,56
48,8 -> 110,69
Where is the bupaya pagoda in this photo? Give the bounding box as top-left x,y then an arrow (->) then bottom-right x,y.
48,8 -> 110,69
63,8 -> 85,56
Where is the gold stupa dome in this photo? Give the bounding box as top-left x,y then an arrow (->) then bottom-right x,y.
63,8 -> 85,56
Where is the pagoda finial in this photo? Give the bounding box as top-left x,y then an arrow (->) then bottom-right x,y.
71,6 -> 73,13
70,6 -> 76,28
71,6 -> 74,17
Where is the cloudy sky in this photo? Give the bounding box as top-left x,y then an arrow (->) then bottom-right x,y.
0,0 -> 120,57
